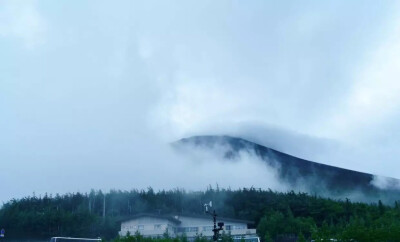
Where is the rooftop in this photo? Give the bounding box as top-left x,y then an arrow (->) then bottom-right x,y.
119,213 -> 254,225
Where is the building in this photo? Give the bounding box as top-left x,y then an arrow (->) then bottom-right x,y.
119,213 -> 258,241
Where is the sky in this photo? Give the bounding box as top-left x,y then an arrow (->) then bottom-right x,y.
2,0 -> 400,202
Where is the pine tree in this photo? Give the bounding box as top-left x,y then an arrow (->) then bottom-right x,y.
264,232 -> 273,242
297,232 -> 306,242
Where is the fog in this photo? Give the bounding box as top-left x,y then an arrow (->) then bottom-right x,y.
2,0 -> 400,203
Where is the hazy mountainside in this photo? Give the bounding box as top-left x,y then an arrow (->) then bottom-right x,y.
3,188 -> 400,241
175,135 -> 400,203
2,136 -> 400,239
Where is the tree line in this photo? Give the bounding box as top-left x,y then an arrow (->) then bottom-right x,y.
1,187 -> 400,241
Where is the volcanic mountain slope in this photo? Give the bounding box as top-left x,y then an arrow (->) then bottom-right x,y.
175,135 -> 400,203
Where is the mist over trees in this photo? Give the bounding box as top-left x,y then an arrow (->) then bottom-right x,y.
1,187 -> 400,241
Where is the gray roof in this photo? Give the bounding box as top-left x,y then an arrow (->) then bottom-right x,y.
119,213 -> 253,225
178,213 -> 254,225
118,213 -> 181,224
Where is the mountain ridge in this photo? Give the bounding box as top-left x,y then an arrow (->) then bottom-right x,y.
175,135 -> 400,203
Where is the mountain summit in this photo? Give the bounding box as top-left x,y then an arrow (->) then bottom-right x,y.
175,135 -> 400,203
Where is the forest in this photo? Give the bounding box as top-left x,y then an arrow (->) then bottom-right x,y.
1,187 -> 400,241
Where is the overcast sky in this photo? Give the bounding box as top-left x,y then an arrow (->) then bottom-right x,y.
2,0 -> 400,202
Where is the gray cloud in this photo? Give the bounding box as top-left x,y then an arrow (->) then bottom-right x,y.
1,0 -> 400,202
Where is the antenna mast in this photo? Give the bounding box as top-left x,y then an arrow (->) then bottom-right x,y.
204,201 -> 224,241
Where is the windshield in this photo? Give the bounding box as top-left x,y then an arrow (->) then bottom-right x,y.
1,1 -> 400,242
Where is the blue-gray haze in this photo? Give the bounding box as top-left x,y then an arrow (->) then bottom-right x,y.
1,0 -> 400,202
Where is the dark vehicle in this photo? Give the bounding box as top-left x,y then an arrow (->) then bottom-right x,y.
50,237 -> 101,242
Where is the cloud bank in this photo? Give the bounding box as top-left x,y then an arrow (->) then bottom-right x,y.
2,0 -> 400,202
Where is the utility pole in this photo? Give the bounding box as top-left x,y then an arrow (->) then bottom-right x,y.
103,194 -> 106,222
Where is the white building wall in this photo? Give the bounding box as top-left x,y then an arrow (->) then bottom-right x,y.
177,216 -> 255,237
119,217 -> 175,237
119,215 -> 256,239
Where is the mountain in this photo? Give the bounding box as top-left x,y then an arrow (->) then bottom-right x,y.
174,135 -> 400,203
